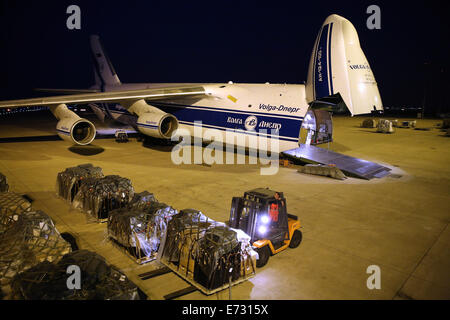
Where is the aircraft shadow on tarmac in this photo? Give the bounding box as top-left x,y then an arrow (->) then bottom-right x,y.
141,138 -> 175,152
68,145 -> 105,156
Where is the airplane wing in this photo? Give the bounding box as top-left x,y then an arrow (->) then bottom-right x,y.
0,86 -> 206,108
34,88 -> 101,94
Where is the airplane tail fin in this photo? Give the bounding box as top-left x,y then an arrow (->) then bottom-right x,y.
306,14 -> 382,115
90,35 -> 121,89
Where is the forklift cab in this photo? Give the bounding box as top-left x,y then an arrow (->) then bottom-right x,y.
229,188 -> 302,267
229,189 -> 289,243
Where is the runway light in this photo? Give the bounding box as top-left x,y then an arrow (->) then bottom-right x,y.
258,226 -> 267,235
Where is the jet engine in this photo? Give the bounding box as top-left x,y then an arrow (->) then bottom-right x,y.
125,99 -> 178,139
56,117 -> 96,145
136,112 -> 178,139
51,104 -> 96,145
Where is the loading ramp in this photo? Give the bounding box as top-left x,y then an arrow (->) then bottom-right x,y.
282,144 -> 391,180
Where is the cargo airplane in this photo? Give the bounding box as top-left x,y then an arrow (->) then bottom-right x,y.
0,14 -> 383,153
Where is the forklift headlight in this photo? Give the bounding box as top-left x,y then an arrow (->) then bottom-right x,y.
258,226 -> 267,235
260,215 -> 270,224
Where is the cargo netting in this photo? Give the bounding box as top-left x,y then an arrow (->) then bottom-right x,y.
56,164 -> 104,202
107,202 -> 177,264
159,209 -> 257,294
0,173 -> 8,193
0,192 -> 32,233
128,191 -> 157,211
10,250 -> 140,300
72,175 -> 134,221
0,210 -> 71,290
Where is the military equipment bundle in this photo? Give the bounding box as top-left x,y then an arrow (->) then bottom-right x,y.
56,164 -> 104,202
11,250 -> 140,300
107,202 -> 177,263
128,191 -> 157,211
377,119 -> 395,133
160,209 -> 257,294
0,192 -> 32,233
72,175 -> 134,221
0,210 -> 71,289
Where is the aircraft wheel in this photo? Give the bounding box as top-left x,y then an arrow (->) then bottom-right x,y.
289,230 -> 302,248
256,246 -> 270,268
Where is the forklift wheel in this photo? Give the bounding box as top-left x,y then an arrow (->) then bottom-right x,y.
256,246 -> 270,268
289,230 -> 303,248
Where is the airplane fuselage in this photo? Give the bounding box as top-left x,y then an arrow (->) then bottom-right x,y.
99,83 -> 308,151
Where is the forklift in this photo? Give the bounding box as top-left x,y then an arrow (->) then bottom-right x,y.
229,188 -> 302,267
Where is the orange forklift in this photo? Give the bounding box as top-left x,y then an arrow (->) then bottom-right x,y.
229,188 -> 302,267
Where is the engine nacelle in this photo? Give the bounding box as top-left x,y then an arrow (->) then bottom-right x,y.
56,117 -> 96,145
136,112 -> 178,139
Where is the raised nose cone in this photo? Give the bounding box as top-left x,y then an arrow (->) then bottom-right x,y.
323,14 -> 360,46
306,13 -> 382,115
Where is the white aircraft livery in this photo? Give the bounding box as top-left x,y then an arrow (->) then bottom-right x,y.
0,14 -> 382,153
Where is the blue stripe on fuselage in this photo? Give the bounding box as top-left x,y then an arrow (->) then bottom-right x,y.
152,102 -> 302,140
328,23 -> 334,95
178,120 -> 299,142
314,23 -> 331,99
105,102 -> 303,140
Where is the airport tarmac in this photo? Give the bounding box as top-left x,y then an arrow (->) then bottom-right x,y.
0,112 -> 449,300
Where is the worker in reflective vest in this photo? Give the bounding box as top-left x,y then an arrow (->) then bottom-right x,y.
269,192 -> 284,222
269,202 -> 279,222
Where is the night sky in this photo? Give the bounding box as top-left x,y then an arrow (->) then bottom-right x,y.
0,1 -> 448,114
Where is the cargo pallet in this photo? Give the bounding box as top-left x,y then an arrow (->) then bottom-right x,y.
109,238 -> 157,265
162,260 -> 255,296
138,259 -> 255,299
138,266 -> 197,299
96,217 -> 109,224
